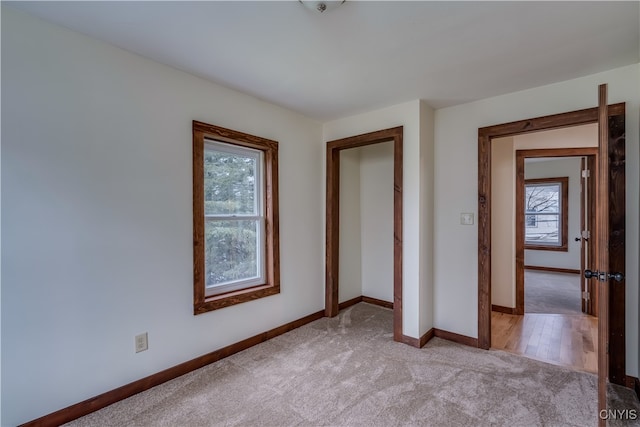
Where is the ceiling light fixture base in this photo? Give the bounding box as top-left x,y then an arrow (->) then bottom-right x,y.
299,0 -> 345,14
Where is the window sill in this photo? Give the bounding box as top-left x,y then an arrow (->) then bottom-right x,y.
524,244 -> 568,252
194,283 -> 280,314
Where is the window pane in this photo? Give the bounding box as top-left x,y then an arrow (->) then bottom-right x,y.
205,220 -> 260,288
525,182 -> 561,245
525,214 -> 559,244
525,183 -> 560,214
204,147 -> 257,215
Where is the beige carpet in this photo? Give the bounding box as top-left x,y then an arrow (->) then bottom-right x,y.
525,270 -> 582,315
64,303 -> 638,426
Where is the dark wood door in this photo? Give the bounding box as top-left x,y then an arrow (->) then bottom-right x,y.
605,104 -> 626,387
580,157 -> 587,313
596,83 -> 610,427
595,84 -> 626,425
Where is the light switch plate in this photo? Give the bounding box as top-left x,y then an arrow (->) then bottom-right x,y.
460,213 -> 474,225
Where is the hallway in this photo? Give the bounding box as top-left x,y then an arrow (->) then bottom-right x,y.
492,311 -> 597,373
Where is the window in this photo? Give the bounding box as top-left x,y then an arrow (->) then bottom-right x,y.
193,121 -> 279,314
524,177 -> 568,251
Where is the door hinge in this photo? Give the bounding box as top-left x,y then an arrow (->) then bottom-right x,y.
582,169 -> 591,178
582,291 -> 590,301
581,230 -> 591,239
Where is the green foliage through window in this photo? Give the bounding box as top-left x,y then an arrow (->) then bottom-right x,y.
203,142 -> 263,292
204,148 -> 257,215
193,120 -> 279,313
205,220 -> 259,286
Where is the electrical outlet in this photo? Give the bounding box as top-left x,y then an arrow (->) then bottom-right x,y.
135,332 -> 148,353
460,213 -> 474,225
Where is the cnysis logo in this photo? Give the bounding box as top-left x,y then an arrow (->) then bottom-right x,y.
599,409 -> 638,420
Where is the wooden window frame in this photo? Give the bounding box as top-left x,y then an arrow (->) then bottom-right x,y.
193,121 -> 280,314
523,176 -> 569,252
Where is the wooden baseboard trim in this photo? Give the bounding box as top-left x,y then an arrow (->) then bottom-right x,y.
20,309 -> 325,427
339,296 -> 393,311
338,296 -> 363,310
362,296 -> 393,309
422,328 -> 435,347
492,304 -> 516,314
400,335 -> 419,347
433,328 -> 479,348
524,265 -> 581,275
400,328 -> 434,349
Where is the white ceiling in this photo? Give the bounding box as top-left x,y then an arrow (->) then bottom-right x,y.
7,1 -> 640,121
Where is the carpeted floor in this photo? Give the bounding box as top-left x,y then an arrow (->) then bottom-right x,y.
65,303 -> 639,427
525,270 -> 582,315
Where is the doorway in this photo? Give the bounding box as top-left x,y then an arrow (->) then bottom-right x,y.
492,142 -> 599,373
477,104 -> 626,384
325,126 -> 404,342
521,155 -> 590,316
519,154 -> 598,317
338,142 -> 395,307
516,147 -> 598,317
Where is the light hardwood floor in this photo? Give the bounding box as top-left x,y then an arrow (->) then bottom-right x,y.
491,311 -> 598,374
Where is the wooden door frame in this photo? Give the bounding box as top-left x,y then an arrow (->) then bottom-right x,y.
578,155 -> 598,316
580,157 -> 587,314
325,126 -> 403,342
586,155 -> 598,316
477,103 -> 626,384
515,148 -> 598,316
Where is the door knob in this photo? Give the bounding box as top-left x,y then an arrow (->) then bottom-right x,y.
608,272 -> 624,282
575,237 -> 589,242
584,270 -> 624,282
584,269 -> 599,279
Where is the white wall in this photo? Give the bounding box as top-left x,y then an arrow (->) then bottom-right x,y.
419,101 -> 436,334
339,149 -> 362,303
491,137 -> 516,308
1,8 -> 324,426
524,157 -> 583,270
434,63 -> 640,377
338,142 -> 395,304
514,123 -> 598,150
360,142 -> 394,302
323,99 -> 435,338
